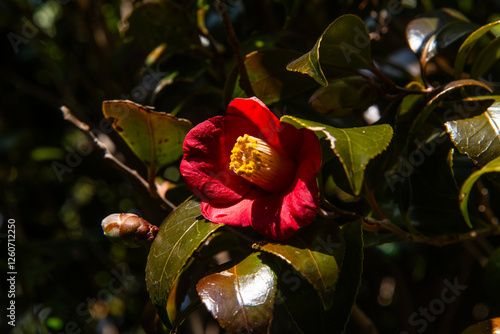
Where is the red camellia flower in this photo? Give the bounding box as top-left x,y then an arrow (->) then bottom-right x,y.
180,97 -> 321,240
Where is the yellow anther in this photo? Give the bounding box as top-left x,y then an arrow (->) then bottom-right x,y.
229,134 -> 296,193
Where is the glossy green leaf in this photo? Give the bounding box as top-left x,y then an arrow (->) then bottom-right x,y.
146,198 -> 223,328
407,80 -> 493,146
253,220 -> 345,310
282,115 -> 393,195
122,1 -> 200,53
406,8 -> 470,55
286,15 -> 371,86
102,100 -> 192,174
231,49 -> 316,105
455,20 -> 500,79
471,37 -> 500,78
282,221 -> 363,334
457,156 -> 500,227
196,252 -> 277,334
445,102 -> 500,167
460,318 -> 500,334
420,21 -> 477,65
309,76 -> 381,117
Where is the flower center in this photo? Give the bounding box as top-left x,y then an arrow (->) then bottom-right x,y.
229,134 -> 296,193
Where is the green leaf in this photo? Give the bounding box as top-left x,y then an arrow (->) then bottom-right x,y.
406,8 -> 470,56
457,156 -> 500,227
145,198 -> 223,328
282,220 -> 363,334
286,15 -> 371,86
460,318 -> 500,334
445,102 -> 500,167
231,49 -> 317,105
102,100 -> 192,174
122,1 -> 200,53
471,37 -> 500,78
455,20 -> 500,79
196,252 -> 277,334
282,116 -> 393,195
253,220 -> 345,310
407,80 -> 493,146
420,21 -> 477,66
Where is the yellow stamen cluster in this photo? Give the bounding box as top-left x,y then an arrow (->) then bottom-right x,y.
229,134 -> 296,193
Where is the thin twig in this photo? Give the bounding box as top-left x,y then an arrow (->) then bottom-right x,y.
320,194 -> 500,246
60,106 -> 177,211
215,0 -> 255,97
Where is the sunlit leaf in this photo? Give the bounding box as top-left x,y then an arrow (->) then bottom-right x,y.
420,21 -> 477,66
196,252 -> 277,334
406,8 -> 470,55
102,100 -> 192,174
454,20 -> 500,79
407,80 -> 493,145
460,317 -> 500,334
282,115 -> 393,195
253,220 -> 345,310
231,49 -> 316,105
445,102 -> 500,167
287,15 -> 371,86
457,156 -> 500,227
146,198 -> 224,328
282,221 -> 363,334
471,37 -> 500,78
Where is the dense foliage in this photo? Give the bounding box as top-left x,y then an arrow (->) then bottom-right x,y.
3,0 -> 500,333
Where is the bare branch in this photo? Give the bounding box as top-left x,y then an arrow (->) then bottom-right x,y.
60,106 -> 177,211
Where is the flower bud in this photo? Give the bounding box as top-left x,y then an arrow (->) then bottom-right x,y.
101,213 -> 159,248
309,76 -> 380,117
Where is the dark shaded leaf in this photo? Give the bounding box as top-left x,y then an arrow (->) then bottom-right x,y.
122,1 -> 200,53
484,248 -> 500,314
282,116 -> 393,195
253,220 -> 345,309
282,221 -> 363,334
455,20 -> 500,79
146,198 -> 224,328
196,252 -> 277,334
457,156 -> 500,227
406,8 -> 469,55
460,318 -> 500,334
471,37 -> 500,78
287,15 -> 371,86
102,100 -> 192,174
231,49 -> 317,105
308,76 -> 381,117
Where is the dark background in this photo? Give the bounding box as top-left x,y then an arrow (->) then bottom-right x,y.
2,0 -> 500,333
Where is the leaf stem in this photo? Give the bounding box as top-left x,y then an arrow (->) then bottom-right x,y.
215,0 -> 255,97
60,106 -> 177,211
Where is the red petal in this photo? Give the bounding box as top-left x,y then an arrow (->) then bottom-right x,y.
201,189 -> 265,227
250,160 -> 319,239
250,129 -> 321,240
180,116 -> 260,204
